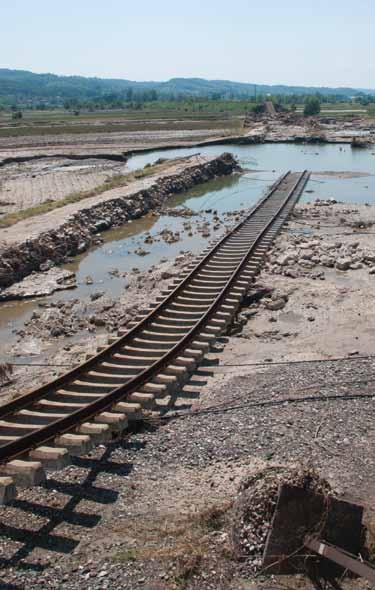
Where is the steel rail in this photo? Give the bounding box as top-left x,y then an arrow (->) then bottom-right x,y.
0,170 -> 309,463
0,170 -> 290,419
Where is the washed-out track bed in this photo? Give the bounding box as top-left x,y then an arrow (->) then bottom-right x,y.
0,170 -> 309,504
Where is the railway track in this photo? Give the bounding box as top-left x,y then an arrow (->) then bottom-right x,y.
0,170 -> 309,504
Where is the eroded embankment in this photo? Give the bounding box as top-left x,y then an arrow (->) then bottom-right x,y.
0,152 -> 239,290
0,152 -> 128,168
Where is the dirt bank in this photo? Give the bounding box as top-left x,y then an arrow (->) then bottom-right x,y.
0,152 -> 239,290
0,128 -> 234,163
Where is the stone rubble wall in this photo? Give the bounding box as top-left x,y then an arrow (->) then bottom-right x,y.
0,153 -> 239,290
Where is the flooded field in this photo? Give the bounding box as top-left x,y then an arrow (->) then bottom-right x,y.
128,142 -> 375,204
1,142 -> 374,361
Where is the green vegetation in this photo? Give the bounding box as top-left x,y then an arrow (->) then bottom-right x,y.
0,93 -> 372,141
1,95 -> 372,140
1,73 -> 374,141
0,99 -> 249,139
1,68 -> 374,134
1,68 -> 375,111
303,96 -> 321,116
251,103 -> 265,114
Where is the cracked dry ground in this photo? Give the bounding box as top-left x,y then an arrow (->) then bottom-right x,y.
1,203 -> 375,590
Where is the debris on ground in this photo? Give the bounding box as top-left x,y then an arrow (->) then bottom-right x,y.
231,466 -> 331,574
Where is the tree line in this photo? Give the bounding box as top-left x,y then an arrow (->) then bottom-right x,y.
1,89 -> 375,115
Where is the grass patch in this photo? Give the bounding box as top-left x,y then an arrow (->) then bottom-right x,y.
0,160 -> 172,228
113,502 -> 232,588
116,548 -> 138,562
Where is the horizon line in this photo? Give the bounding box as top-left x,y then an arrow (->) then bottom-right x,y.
1,67 -> 374,93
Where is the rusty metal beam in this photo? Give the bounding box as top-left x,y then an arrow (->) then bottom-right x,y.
305,536 -> 375,585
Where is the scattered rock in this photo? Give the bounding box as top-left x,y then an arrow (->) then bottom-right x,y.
265,298 -> 286,311
319,255 -> 335,267
0,268 -> 76,301
276,251 -> 298,266
90,291 -> 105,301
39,259 -> 55,272
134,248 -> 150,257
231,467 -> 331,574
335,257 -> 352,271
0,153 -> 239,290
284,268 -> 300,278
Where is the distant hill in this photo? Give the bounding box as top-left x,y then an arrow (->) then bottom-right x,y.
0,68 -> 374,106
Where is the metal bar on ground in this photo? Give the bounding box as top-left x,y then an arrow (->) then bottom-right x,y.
305,537 -> 375,585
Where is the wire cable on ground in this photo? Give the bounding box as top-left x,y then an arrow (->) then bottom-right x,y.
214,353 -> 375,368
286,229 -> 375,237
155,376 -> 375,423
3,352 -> 375,369
1,362 -> 73,368
291,218 -> 375,232
291,219 -> 348,229
4,353 -> 375,369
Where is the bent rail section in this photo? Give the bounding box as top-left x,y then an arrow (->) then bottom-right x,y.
0,170 -> 310,481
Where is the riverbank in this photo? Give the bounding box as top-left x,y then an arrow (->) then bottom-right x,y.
0,152 -> 239,290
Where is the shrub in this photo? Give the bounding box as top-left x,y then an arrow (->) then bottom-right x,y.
304,96 -> 321,116
251,103 -> 265,114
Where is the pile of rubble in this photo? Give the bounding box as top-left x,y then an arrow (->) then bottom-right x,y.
266,232 -> 375,279
231,466 -> 331,574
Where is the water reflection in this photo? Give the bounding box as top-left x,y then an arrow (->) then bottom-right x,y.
1,142 -> 375,359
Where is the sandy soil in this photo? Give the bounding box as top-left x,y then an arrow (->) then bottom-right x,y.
0,158 -> 129,214
0,128 -> 232,161
0,201 -> 375,589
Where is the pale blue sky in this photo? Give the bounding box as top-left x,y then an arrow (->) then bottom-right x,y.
1,0 -> 374,88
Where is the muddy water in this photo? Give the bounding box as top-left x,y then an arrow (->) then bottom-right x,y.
1,142 -> 375,361
0,171 -> 269,360
128,142 -> 375,204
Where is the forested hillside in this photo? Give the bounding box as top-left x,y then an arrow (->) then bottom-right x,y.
0,69 -> 373,108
